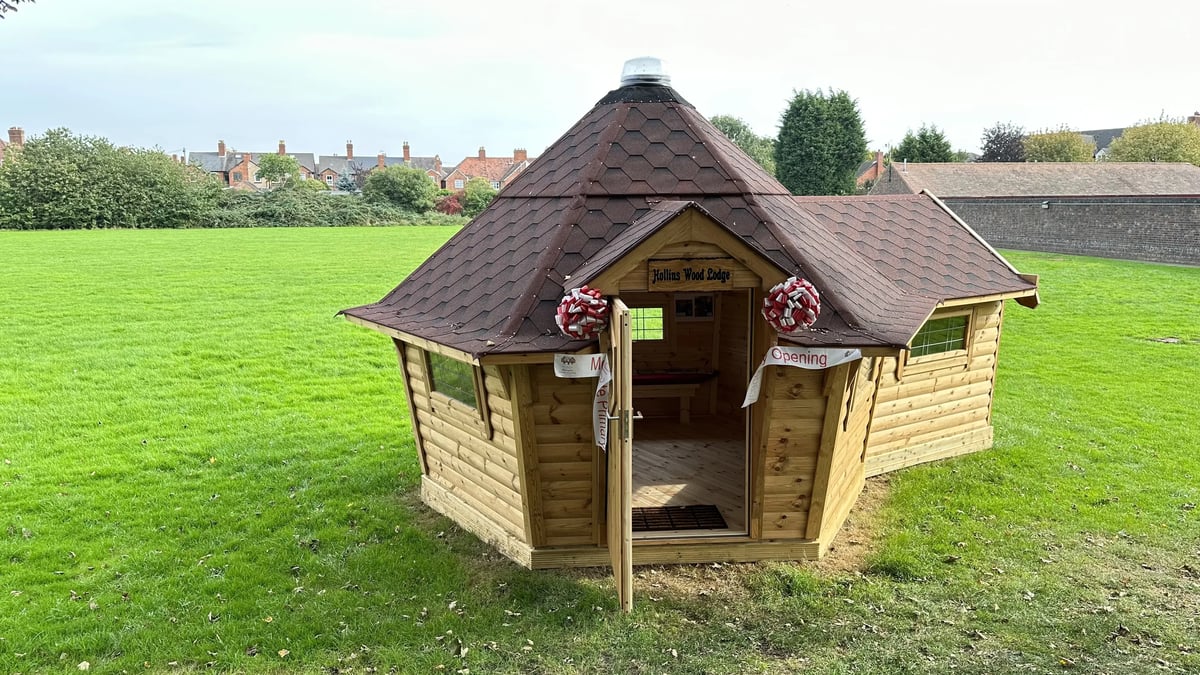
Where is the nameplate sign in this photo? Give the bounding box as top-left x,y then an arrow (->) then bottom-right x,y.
647,258 -> 739,290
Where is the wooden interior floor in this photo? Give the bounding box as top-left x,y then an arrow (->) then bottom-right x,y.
632,415 -> 746,536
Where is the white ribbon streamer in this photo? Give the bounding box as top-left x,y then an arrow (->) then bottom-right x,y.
553,353 -> 612,449
742,345 -> 862,408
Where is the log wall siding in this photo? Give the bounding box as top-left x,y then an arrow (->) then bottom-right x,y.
864,302 -> 1003,476
403,344 -> 528,544
757,363 -> 827,538
818,358 -> 876,543
528,363 -> 598,547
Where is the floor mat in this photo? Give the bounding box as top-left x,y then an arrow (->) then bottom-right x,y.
632,504 -> 727,532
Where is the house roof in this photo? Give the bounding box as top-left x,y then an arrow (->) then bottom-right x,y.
188,151 -> 231,173
448,155 -> 526,183
343,80 -> 1035,358
316,155 -> 378,176
406,156 -> 444,175
1079,127 -> 1125,153
869,161 -> 1200,198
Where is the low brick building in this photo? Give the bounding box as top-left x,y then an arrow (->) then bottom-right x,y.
869,162 -> 1200,265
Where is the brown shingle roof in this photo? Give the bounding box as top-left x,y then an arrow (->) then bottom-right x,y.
869,161 -> 1200,198
343,82 -> 1035,357
793,195 -> 1036,302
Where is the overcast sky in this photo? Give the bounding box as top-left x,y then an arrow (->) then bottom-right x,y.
3,0 -> 1197,164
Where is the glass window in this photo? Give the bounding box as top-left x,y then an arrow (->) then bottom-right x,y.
630,307 -> 665,341
910,315 -> 969,357
428,352 -> 478,408
454,179 -> 464,189
490,180 -> 500,189
232,172 -> 242,181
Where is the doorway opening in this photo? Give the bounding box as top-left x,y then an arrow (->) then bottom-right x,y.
621,290 -> 753,538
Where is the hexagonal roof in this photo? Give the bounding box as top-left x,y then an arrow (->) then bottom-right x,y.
342,82 -> 1035,358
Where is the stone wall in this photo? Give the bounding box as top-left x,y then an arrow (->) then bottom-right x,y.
946,197 -> 1200,266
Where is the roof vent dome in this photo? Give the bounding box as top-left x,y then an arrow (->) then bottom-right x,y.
620,56 -> 670,87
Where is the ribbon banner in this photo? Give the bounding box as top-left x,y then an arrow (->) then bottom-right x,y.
742,345 -> 862,408
553,353 -> 612,449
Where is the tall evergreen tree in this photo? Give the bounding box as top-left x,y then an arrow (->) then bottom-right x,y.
979,122 -> 1027,162
774,89 -> 867,195
892,124 -> 955,163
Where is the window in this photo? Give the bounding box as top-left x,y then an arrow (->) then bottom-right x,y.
490,180 -> 500,189
674,293 -> 714,321
232,172 -> 242,182
630,306 -> 665,341
325,174 -> 334,183
453,179 -> 464,189
910,315 -> 969,357
428,351 -> 478,408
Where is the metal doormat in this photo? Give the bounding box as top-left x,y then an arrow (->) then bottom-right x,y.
632,505 -> 727,532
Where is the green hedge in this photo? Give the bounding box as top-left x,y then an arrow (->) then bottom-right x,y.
0,128 -> 468,230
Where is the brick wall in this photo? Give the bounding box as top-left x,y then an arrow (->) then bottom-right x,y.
946,197 -> 1200,266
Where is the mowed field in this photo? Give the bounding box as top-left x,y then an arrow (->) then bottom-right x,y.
0,227 -> 1197,674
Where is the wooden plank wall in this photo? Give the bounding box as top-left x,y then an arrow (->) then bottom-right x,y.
864,302 -> 1003,476
403,344 -> 528,543
758,364 -> 827,539
527,364 -> 598,547
818,358 -> 877,543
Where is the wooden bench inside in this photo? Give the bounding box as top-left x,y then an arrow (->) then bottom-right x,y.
632,372 -> 715,423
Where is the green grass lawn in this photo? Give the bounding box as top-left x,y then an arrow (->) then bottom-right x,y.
1,229 -> 1197,674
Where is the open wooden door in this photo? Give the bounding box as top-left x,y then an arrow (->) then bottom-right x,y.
607,298 -> 634,612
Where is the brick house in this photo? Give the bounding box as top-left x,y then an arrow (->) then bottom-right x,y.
190,139 -> 315,189
442,147 -> 532,190
316,141 -> 445,189
0,126 -> 24,164
855,150 -> 885,188
869,161 -> 1200,265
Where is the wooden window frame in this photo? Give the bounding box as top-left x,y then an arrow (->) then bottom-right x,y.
422,349 -> 492,439
629,304 -> 666,342
901,309 -> 973,376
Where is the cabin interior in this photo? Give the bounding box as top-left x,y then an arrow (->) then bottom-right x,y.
621,289 -> 753,539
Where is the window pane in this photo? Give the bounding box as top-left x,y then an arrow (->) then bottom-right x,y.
630,307 -> 664,341
910,315 -> 968,357
428,352 -> 477,407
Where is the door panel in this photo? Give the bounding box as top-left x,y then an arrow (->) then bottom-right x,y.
607,299 -> 633,612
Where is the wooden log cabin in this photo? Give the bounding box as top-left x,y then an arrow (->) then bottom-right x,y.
341,59 -> 1039,610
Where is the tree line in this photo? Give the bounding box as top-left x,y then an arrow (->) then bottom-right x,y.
0,129 -> 496,229
714,93 -> 1200,196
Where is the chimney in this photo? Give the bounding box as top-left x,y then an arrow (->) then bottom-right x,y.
171,154 -> 178,162
218,139 -> 226,157
434,155 -> 442,172
514,148 -> 528,163
377,152 -> 385,169
278,140 -> 286,155
403,141 -> 410,162
8,127 -> 24,148
478,146 -> 486,160
1189,112 -> 1200,126
346,140 -> 354,159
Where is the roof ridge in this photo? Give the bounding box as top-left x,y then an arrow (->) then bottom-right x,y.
493,105 -> 632,342
679,104 -> 791,196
